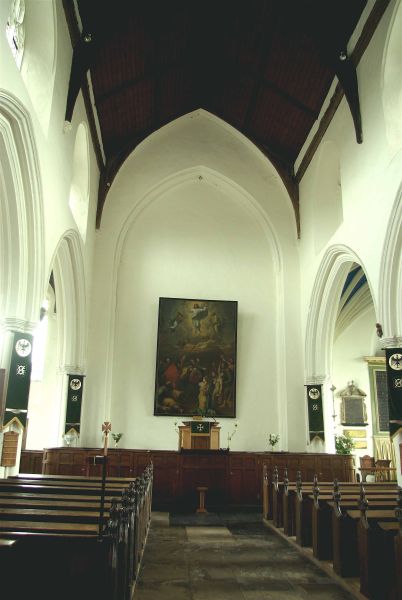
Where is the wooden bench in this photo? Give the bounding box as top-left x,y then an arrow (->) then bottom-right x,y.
311,491 -> 397,560
280,473 -> 395,544
0,464 -> 153,600
332,504 -> 397,578
358,516 -> 400,599
265,468 -> 402,599
271,469 -> 394,530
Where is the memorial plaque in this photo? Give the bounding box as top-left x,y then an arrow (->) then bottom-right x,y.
1,431 -> 19,467
339,381 -> 368,426
341,397 -> 367,426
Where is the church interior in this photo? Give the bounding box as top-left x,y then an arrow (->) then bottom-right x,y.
0,1 -> 401,599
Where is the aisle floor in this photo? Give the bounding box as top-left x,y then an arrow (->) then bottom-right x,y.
134,512 -> 356,600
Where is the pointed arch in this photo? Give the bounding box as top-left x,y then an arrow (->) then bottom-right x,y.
305,245 -> 377,380
99,165 -> 284,430
378,182 -> 402,337
50,230 -> 87,371
0,90 -> 45,325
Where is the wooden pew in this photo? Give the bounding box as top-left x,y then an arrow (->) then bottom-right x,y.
358,518 -> 399,599
355,488 -> 401,599
12,472 -> 135,483
271,470 -> 394,530
266,469 -> 401,598
284,474 -> 395,546
1,528 -> 116,600
312,492 -> 396,561
332,486 -> 398,578
310,481 -> 397,560
0,497 -> 112,510
0,480 -> 127,496
0,464 -> 154,600
395,526 -> 402,600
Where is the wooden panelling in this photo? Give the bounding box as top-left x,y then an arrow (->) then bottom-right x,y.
31,448 -> 354,511
20,450 -> 44,474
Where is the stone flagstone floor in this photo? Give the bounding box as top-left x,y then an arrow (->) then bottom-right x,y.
133,512 -> 357,600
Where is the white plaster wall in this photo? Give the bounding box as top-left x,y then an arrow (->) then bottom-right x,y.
111,180 -> 276,450
26,311 -> 60,449
332,306 -> 377,460
84,112 -> 306,452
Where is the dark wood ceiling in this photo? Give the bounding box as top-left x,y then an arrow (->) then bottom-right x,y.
63,1 -> 386,232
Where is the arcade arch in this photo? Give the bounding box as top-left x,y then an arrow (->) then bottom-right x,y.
26,230 -> 86,449
0,91 -> 44,334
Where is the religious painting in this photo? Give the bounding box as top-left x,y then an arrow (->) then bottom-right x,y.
154,297 -> 237,417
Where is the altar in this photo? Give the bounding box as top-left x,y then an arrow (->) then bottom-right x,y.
178,420 -> 220,450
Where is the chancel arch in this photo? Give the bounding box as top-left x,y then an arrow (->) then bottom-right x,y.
84,110 -> 305,451
101,168 -> 282,449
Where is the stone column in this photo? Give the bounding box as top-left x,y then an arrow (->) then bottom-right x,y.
0,317 -> 37,478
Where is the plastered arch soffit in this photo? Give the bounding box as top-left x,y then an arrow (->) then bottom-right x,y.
378,181 -> 402,342
115,166 -> 282,275
50,229 -> 86,372
0,90 -> 44,327
305,245 -> 377,381
101,109 -> 297,234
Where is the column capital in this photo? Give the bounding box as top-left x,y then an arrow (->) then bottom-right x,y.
59,364 -> 86,376
305,375 -> 329,385
0,317 -> 38,335
381,336 -> 402,349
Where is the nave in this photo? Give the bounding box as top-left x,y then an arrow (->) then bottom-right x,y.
134,512 -> 356,600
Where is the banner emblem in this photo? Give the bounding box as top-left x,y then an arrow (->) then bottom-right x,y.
385,348 -> 402,437
306,384 -> 324,442
388,353 -> 402,370
65,374 -> 84,435
3,332 -> 33,428
70,378 -> 82,390
15,339 -> 32,357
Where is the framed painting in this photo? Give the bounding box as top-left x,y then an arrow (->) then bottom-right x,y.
154,297 -> 237,417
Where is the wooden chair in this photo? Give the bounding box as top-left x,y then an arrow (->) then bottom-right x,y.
375,458 -> 392,481
359,455 -> 375,482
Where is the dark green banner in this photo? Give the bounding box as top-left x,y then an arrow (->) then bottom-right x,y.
3,332 -> 33,428
65,374 -> 84,434
306,384 -> 325,442
191,421 -> 211,434
385,348 -> 402,437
